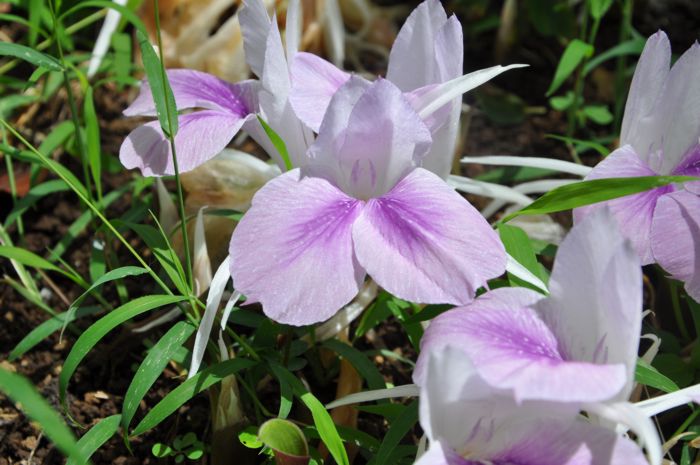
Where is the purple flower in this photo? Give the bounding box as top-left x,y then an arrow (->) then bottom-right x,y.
288,0 -> 523,179
575,31 -> 700,301
415,208 -> 642,405
119,0 -> 311,176
228,77 -> 506,325
119,70 -> 260,176
414,346 -> 649,465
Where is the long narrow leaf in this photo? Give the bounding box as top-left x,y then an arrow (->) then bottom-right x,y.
0,42 -> 63,71
122,321 -> 195,432
502,176 -> 697,222
0,368 -> 84,462
59,295 -> 187,406
366,400 -> 418,465
66,414 -> 122,465
131,358 -> 255,436
83,87 -> 102,196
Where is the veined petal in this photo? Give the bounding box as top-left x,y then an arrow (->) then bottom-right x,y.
120,111 -> 248,176
386,0 -> 449,91
352,168 -> 506,305
289,52 -> 351,131
621,31 -> 671,158
229,169 -> 365,325
239,0 -> 272,78
575,145 -> 671,264
650,190 -> 700,302
414,441 -> 473,465
415,287 -> 543,383
673,143 -> 700,195
335,79 -> 432,198
422,302 -> 627,403
538,207 -> 642,401
653,42 -> 700,174
124,70 -> 258,117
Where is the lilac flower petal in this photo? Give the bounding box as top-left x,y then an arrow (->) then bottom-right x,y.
239,0 -> 272,78
334,79 -> 432,198
124,70 -> 258,117
418,345 -> 577,453
120,111 -> 247,176
674,143 -> 700,195
415,441 -> 476,465
415,287 -> 543,383
256,16 -> 314,167
228,169 -> 365,326
352,168 -> 506,306
654,42 -> 700,174
285,0 -> 301,59
575,145 -> 670,264
423,301 -> 627,403
538,207 -> 642,401
620,31 -> 671,159
386,0 -> 449,92
289,52 -> 351,131
491,417 -> 648,465
650,190 -> 700,302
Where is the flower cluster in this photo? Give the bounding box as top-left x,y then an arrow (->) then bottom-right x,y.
118,0 -> 700,462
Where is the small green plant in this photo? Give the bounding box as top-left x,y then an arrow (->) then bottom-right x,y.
151,433 -> 206,463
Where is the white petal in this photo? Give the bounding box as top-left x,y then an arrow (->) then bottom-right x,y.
506,253 -> 549,294
447,175 -> 532,205
461,155 -> 592,177
325,384 -> 419,409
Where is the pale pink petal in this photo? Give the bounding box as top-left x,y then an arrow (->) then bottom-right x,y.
654,42 -> 700,174
352,168 -> 506,306
334,79 -> 432,198
575,145 -> 671,264
414,287 -> 545,383
124,70 -> 258,117
673,143 -> 700,195
289,52 -> 351,131
538,207 -> 642,401
651,190 -> 700,302
420,303 -> 627,404
239,0 -> 272,78
119,111 -> 247,176
620,31 -> 671,161
386,0 -> 449,92
229,169 -> 365,326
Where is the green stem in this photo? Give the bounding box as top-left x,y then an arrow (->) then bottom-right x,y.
670,279 -> 691,342
48,0 -> 94,201
672,408 -> 700,438
2,142 -> 24,238
151,0 -> 194,293
613,0 -> 633,130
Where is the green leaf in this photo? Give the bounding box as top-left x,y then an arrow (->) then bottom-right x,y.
135,29 -> 178,137
588,0 -> 614,20
38,120 -> 75,155
322,340 -> 385,391
546,39 -> 594,97
366,400 -> 418,465
584,38 -> 646,76
66,414 -> 122,465
498,224 -> 549,291
0,367 -> 84,462
9,306 -> 101,361
239,426 -> 264,449
122,321 -> 195,433
131,358 -> 256,436
0,42 -> 63,71
476,166 -> 556,184
83,87 -> 102,196
525,0 -> 574,37
258,418 -> 310,458
152,443 -> 173,457
0,245 -> 64,274
61,266 -> 148,337
270,363 -> 349,465
582,104 -> 613,125
549,91 -> 575,111
636,359 -> 680,393
502,176 -> 696,222
546,134 -> 610,157
257,115 -> 292,171
60,295 -> 187,406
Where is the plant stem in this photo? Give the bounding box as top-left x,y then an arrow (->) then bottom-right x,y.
613,0 -> 633,130
670,279 -> 691,342
151,0 -> 194,294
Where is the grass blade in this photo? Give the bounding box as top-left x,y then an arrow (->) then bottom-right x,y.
83,87 -> 102,197
59,294 -> 187,406
66,414 -> 122,465
366,400 -> 418,465
131,358 -> 256,436
0,42 -> 63,71
121,321 -> 195,433
0,367 -> 84,463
